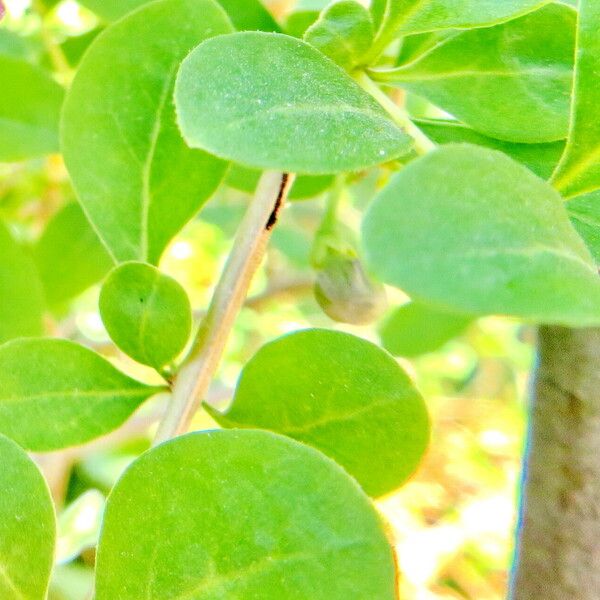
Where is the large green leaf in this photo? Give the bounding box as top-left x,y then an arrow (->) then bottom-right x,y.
0,338 -> 164,451
0,221 -> 45,343
96,430 -> 397,599
0,55 -> 64,161
61,0 -> 232,263
175,32 -> 412,174
208,329 -> 429,496
568,191 -> 600,264
99,262 -> 192,369
370,0 -> 551,46
362,144 -> 600,326
78,0 -> 280,31
0,434 -> 55,599
380,302 -> 472,357
34,202 -> 113,308
304,0 -> 374,70
373,4 -> 575,143
415,119 -> 565,180
552,0 -> 600,198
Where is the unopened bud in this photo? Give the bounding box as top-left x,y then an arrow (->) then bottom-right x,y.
314,255 -> 387,325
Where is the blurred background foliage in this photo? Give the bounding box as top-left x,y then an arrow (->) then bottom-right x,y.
1,0 -> 531,598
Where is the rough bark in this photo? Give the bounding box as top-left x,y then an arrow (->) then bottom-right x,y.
511,326 -> 600,599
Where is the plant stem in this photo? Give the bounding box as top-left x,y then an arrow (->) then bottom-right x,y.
355,72 -> 435,155
511,326 -> 600,599
153,172 -> 294,445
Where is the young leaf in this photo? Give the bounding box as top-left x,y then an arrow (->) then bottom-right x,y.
362,144 -> 600,326
96,430 -> 398,599
175,32 -> 412,174
568,191 -> 600,264
208,329 -> 429,496
552,1 -> 600,198
415,118 -> 565,180
0,221 -> 45,344
0,338 -> 164,451
304,0 -> 374,71
0,434 -> 55,599
0,55 -> 64,161
373,4 -> 575,143
380,302 -> 472,357
34,203 -> 114,308
370,0 -> 551,43
99,262 -> 192,369
61,0 -> 232,263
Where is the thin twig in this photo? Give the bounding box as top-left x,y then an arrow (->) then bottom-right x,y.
153,172 -> 295,445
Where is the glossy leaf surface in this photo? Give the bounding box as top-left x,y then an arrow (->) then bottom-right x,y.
175,32 -> 412,174
209,329 -> 429,496
0,338 -> 163,450
363,144 -> 600,325
568,191 -> 600,264
96,430 -> 398,599
370,0 -> 550,41
304,0 -> 374,70
377,4 -> 575,143
416,118 -> 565,180
0,434 -> 55,600
99,262 -> 192,369
552,0 -> 600,198
61,0 -> 231,263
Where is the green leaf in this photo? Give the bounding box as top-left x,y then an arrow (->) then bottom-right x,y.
0,338 -> 164,451
226,164 -> 334,199
34,203 -> 113,308
0,221 -> 45,343
0,55 -> 64,161
0,434 -> 55,599
380,302 -> 472,357
99,262 -> 192,369
374,4 -> 575,143
304,0 -> 374,70
552,0 -> 600,198
371,0 -> 551,43
175,32 -> 412,174
96,430 -> 398,599
79,0 -> 280,31
60,28 -> 102,67
61,0 -> 232,263
208,329 -> 429,496
415,118 -> 565,180
0,29 -> 38,61
217,0 -> 281,32
77,0 -> 148,21
362,144 -> 600,326
568,191 -> 600,264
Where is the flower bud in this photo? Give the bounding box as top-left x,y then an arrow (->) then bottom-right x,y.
314,254 -> 387,325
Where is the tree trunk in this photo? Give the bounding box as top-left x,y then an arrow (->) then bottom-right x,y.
511,326 -> 600,599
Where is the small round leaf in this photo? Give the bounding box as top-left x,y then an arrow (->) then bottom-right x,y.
100,262 -> 192,369
208,329 -> 429,496
96,430 -> 398,599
